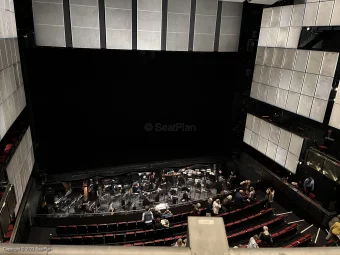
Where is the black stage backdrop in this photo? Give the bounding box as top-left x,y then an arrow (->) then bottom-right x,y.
23,48 -> 245,173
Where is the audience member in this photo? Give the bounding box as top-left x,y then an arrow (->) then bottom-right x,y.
153,208 -> 162,219
265,187 -> 275,209
259,226 -> 273,247
174,238 -> 185,247
329,222 -> 340,240
222,195 -> 233,212
248,187 -> 256,202
234,190 -> 249,208
303,177 -> 314,196
161,219 -> 170,228
213,199 -> 221,215
207,198 -> 213,216
142,207 -> 154,229
326,215 -> 340,240
247,235 -> 259,248
154,217 -> 163,229
192,203 -> 201,216
240,180 -> 251,193
162,209 -> 173,219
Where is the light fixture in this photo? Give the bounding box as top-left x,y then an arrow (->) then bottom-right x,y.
307,27 -> 310,31
299,161 -> 302,165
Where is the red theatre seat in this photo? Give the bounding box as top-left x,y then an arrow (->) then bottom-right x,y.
83,236 -> 93,245
94,235 -> 104,244
71,236 -> 82,245
144,241 -> 154,246
309,193 -> 316,200
105,234 -> 114,243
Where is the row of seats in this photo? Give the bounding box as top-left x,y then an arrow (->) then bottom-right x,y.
218,200 -> 266,222
225,208 -> 273,232
240,223 -> 298,248
51,234 -> 187,246
125,235 -> 187,247
227,215 -> 285,244
285,234 -> 312,248
51,223 -> 188,245
52,206 -> 272,245
55,200 -> 265,237
324,238 -> 340,247
55,209 -> 202,236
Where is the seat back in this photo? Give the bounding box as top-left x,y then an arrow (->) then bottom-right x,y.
56,226 -> 67,235
71,236 -> 83,245
83,236 -> 93,245
108,223 -> 117,232
97,224 -> 107,233
77,225 -> 87,235
105,234 -> 114,243
67,225 -> 77,235
87,224 -> 98,234
60,237 -> 72,245
94,235 -> 104,244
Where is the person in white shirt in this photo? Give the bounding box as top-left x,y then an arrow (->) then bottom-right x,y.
213,199 -> 221,215
247,235 -> 259,248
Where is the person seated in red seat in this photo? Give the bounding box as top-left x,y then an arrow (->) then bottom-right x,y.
154,218 -> 163,230
174,238 -> 185,247
192,203 -> 201,216
259,226 -> 273,247
234,190 -> 249,208
213,199 -> 221,215
162,209 -> 173,219
247,235 -> 259,248
206,198 -> 213,216
222,195 -> 233,213
303,177 -> 314,197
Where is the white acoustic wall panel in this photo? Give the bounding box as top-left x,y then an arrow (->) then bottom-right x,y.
245,113 -> 254,130
285,152 -> 299,174
316,1 -> 334,26
306,51 -> 324,75
280,5 -> 293,27
258,136 -> 268,154
291,4 -> 305,27
243,113 -> 303,174
5,127 -> 35,214
243,128 -> 252,144
303,2 -> 319,27
289,133 -> 304,156
137,0 -> 162,50
321,52 -> 339,77
294,50 -> 309,72
251,47 -> 338,123
310,98 -> 327,123
266,141 -> 278,160
331,0 -> 340,26
0,4 -> 26,142
278,129 -> 291,150
275,146 -> 288,166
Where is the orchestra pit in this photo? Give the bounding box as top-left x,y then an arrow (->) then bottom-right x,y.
1,0 -> 340,255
